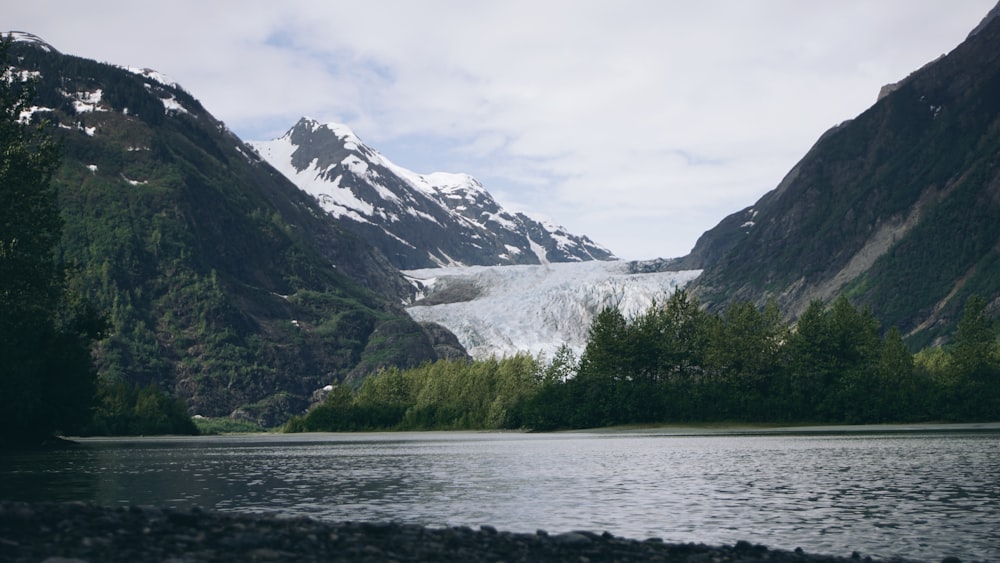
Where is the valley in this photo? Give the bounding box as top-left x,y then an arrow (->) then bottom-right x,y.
3,2 -> 1000,434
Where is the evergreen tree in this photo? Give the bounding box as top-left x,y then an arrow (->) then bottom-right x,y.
575,306 -> 630,426
949,295 -> 1000,419
875,327 -> 921,421
0,37 -> 105,445
786,300 -> 833,419
826,296 -> 882,422
655,289 -> 711,378
707,299 -> 788,420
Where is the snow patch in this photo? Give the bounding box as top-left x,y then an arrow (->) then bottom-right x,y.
13,69 -> 42,81
235,144 -> 257,164
17,105 -> 54,124
70,89 -> 105,113
251,137 -> 388,223
528,236 -> 550,264
405,207 -> 443,226
160,94 -> 189,115
428,249 -> 466,268
124,66 -> 180,89
483,211 -> 518,230
8,32 -> 56,53
121,174 -> 147,186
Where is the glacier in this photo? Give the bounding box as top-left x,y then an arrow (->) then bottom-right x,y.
404,261 -> 701,360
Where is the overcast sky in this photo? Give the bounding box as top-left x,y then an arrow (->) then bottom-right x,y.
6,1 -> 996,260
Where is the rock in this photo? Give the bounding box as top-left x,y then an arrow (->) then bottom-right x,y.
0,500 -> 932,563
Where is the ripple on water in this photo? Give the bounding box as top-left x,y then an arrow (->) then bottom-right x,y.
0,429 -> 997,561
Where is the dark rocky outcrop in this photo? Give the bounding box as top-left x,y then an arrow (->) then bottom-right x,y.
686,6 -> 1000,347
420,322 -> 471,361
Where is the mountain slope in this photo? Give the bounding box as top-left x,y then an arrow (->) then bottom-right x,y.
688,8 -> 1000,347
250,118 -> 616,270
8,37 -> 457,425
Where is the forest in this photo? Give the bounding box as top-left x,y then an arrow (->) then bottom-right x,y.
287,290 -> 1000,432
0,38 -> 197,445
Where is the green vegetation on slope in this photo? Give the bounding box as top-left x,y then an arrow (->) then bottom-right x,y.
7,40 -> 441,429
288,291 -> 1000,432
286,354 -> 542,431
1,38 -> 105,444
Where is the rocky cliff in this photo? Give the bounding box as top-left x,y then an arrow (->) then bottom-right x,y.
688,7 -> 1000,347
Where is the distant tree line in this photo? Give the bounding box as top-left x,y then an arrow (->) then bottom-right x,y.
287,290 -> 999,432
285,354 -> 542,431
522,291 -> 998,429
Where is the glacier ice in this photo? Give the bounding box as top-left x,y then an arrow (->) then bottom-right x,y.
404,260 -> 701,360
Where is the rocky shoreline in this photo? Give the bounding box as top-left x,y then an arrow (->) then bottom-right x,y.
1,501 -> 930,562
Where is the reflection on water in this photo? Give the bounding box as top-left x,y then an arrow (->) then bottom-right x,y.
1,427 -> 998,561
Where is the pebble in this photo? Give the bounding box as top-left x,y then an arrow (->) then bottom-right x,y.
0,501 -> 934,562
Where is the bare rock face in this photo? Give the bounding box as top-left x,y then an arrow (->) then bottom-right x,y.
968,0 -> 1000,38
685,9 -> 1000,347
420,322 -> 471,361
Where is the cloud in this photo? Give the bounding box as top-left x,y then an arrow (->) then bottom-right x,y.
5,0 -> 996,259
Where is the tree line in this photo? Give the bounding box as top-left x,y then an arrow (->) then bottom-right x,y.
524,291 -> 998,429
287,290 -> 999,432
285,354 -> 542,431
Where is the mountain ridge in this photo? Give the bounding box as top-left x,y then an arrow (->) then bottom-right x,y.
250,118 -> 617,270
686,7 -> 1000,347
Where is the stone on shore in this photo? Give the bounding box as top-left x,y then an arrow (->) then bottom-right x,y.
0,501 -> 925,562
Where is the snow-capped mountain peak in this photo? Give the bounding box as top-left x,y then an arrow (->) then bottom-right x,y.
7,31 -> 59,53
251,118 -> 616,270
298,119 -> 366,155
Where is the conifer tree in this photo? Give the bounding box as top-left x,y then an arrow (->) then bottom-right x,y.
0,36 -> 104,445
950,295 -> 999,419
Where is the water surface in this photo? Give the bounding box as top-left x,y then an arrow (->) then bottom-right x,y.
2,425 -> 997,561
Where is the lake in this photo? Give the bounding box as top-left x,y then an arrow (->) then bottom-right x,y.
2,424 -> 998,561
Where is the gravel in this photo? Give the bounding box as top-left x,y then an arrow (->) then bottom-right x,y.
0,500 -> 930,562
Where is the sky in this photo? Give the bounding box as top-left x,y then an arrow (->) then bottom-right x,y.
6,1 -> 997,260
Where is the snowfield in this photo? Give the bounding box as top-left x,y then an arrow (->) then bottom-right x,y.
404,260 -> 701,360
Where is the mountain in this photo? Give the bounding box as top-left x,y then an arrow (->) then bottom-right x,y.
7,35 -> 462,426
250,118 -> 616,270
404,261 -> 701,360
686,6 -> 1000,348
